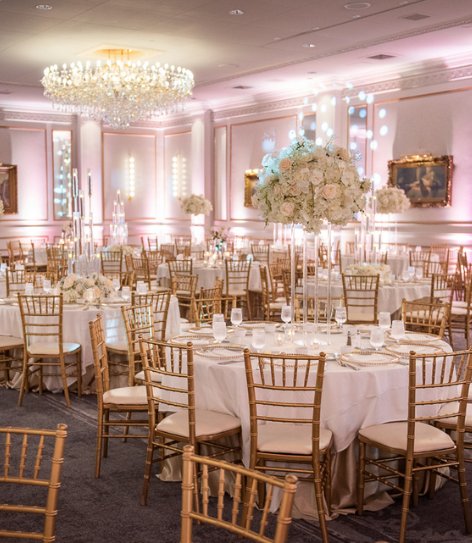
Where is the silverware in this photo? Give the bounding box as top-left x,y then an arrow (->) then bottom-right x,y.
336,353 -> 361,371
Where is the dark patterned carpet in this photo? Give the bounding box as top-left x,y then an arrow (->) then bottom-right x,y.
0,333 -> 471,543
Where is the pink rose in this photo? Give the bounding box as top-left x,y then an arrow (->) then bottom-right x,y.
288,185 -> 301,196
322,184 -> 339,200
279,158 -> 292,172
337,148 -> 350,161
280,202 -> 295,217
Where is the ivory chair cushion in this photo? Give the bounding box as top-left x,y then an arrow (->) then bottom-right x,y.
176,290 -> 192,297
346,307 -> 375,322
257,423 -> 333,455
135,370 -> 162,383
436,402 -> 472,427
359,421 -> 454,453
28,342 -> 81,356
157,409 -> 241,438
103,385 -> 148,405
269,302 -> 284,310
452,301 -> 468,309
151,286 -> 171,293
106,341 -> 128,353
228,289 -> 247,297
0,335 -> 24,349
275,297 -> 286,303
450,307 -> 468,316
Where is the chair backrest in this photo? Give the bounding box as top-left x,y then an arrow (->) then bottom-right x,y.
407,349 -> 472,447
430,273 -> 455,304
282,268 -> 303,302
0,424 -> 67,542
295,295 -> 344,323
5,270 -> 36,296
424,259 -> 448,278
342,274 -> 380,324
194,285 -> 233,326
143,250 -> 163,273
160,243 -> 175,260
132,292 -> 171,341
225,260 -> 251,296
244,349 -> 327,463
101,249 -> 123,281
168,259 -> 193,284
147,236 -> 158,251
191,249 -> 205,260
89,314 -> 112,396
175,239 -> 192,255
172,274 -> 199,298
122,303 -> 155,386
127,255 -> 151,288
345,241 -> 356,254
18,294 -> 63,352
180,445 -> 298,543
19,242 -> 35,268
251,243 -> 270,263
409,250 -> 431,267
401,298 -> 449,338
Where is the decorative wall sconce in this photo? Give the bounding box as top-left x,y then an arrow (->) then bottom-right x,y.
172,154 -> 187,200
52,130 -> 72,219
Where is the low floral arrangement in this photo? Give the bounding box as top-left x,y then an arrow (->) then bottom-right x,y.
58,273 -> 115,303
181,194 -> 213,216
345,263 -> 392,284
105,244 -> 134,256
252,137 -> 370,234
374,186 -> 409,214
211,226 -> 231,251
0,198 -> 5,219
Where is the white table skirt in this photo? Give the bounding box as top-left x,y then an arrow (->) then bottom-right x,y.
0,295 -> 180,392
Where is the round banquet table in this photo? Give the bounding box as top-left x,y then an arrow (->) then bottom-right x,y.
160,327 -> 452,519
0,295 -> 180,393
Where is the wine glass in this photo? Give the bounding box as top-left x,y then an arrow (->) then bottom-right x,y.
213,313 -> 224,325
370,327 -> 385,352
378,312 -> 391,331
281,305 -> 291,329
122,286 -> 131,302
231,308 -> 242,328
252,329 -> 266,353
213,321 -> 227,344
391,320 -> 405,344
335,307 -> 347,331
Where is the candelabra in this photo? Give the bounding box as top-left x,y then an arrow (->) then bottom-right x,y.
68,168 -> 101,276
110,190 -> 128,245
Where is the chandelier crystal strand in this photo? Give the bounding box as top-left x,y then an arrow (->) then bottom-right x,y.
41,57 -> 194,128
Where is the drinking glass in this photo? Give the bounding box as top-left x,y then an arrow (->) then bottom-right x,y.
378,312 -> 391,331
122,286 -> 131,302
213,321 -> 227,344
281,305 -> 291,329
370,327 -> 385,352
112,278 -> 121,291
213,313 -> 224,325
251,329 -> 266,353
231,308 -> 242,328
335,307 -> 347,330
43,279 -> 52,294
391,320 -> 405,343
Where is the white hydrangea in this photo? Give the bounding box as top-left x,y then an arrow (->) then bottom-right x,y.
106,244 -> 134,255
58,273 -> 116,302
345,263 -> 392,284
181,194 -> 213,216
253,138 -> 370,234
374,186 -> 410,214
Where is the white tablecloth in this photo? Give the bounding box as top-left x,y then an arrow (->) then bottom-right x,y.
0,295 -> 180,392
341,254 -> 409,277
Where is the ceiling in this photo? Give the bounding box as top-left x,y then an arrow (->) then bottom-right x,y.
0,0 -> 472,111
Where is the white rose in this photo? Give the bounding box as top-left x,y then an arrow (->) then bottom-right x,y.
280,202 -> 295,217
321,184 -> 339,200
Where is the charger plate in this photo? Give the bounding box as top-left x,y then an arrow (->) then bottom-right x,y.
385,343 -> 444,357
340,351 -> 400,366
188,326 -> 235,334
195,347 -> 244,360
170,335 -> 217,346
240,321 -> 278,330
387,331 -> 441,343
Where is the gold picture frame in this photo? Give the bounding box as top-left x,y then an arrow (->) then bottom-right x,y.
244,169 -> 260,208
388,154 -> 453,208
0,164 -> 18,214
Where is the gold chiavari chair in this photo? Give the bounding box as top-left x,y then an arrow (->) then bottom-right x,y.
430,273 -> 455,304
180,444 -> 298,543
172,274 -> 199,321
168,258 -> 193,286
6,240 -> 22,268
424,259 -> 448,278
125,254 -> 151,290
268,261 -> 286,301
175,239 -> 192,256
357,349 -> 472,543
409,250 -> 431,269
194,285 -> 235,327
448,275 -> 472,349
430,243 -> 449,261
101,249 -> 123,284
294,295 -> 344,323
132,291 -> 172,343
282,268 -> 303,304
34,271 -> 58,290
142,249 -> 164,282
46,245 -> 68,280
225,260 -> 252,320
342,274 -> 380,325
18,293 -> 82,408
274,256 -> 292,269
19,241 -> 38,271
260,266 -> 284,321
5,269 -> 36,297
243,349 -> 332,543
401,298 -> 449,339
345,241 -> 356,254
191,249 -> 205,260
89,315 -> 149,478
160,243 -> 175,261
182,245 -> 191,259
139,338 -> 242,505
141,235 -> 158,251
0,424 -> 67,541
251,243 -> 270,263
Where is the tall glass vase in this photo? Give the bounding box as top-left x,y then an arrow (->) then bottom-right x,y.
290,224 -> 296,334
326,221 -> 332,345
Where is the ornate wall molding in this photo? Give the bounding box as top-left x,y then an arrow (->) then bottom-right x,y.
0,109 -> 76,124
212,96 -> 307,121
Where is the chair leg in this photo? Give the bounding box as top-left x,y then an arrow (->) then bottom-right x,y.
95,406 -> 104,478
18,355 -> 28,406
122,411 -> 132,442
315,468 -> 329,543
141,424 -> 155,506
448,323 -> 454,350
38,362 -> 43,396
76,351 -> 82,397
103,411 -> 110,458
399,457 -> 414,543
59,357 -> 71,408
324,448 -> 332,516
457,449 -> 472,533
412,460 -> 420,507
357,440 -> 365,515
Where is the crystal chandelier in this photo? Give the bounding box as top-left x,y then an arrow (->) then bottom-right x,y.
41,49 -> 194,128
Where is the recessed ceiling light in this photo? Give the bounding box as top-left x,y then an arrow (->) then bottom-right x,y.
36,4 -> 52,9
229,9 -> 244,15
352,15 -> 362,18
274,37 -> 282,41
303,43 -> 316,48
344,2 -> 371,9
218,63 -> 239,68
312,27 -> 320,30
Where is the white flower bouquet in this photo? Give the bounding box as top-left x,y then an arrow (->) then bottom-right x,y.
375,186 -> 409,214
211,226 -> 231,250
0,198 -> 4,219
105,244 -> 134,256
58,273 -> 115,303
181,194 -> 213,216
345,263 -> 392,284
252,137 -> 371,234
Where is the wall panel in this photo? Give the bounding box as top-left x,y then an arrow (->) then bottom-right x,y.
164,131 -> 192,221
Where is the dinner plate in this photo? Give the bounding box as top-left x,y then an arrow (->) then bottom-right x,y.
240,322 -> 277,330
387,331 -> 441,343
385,343 -> 444,357
195,347 -> 244,360
188,326 -> 235,334
170,335 -> 217,345
340,351 -> 400,366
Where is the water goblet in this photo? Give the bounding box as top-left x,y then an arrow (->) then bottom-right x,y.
251,329 -> 266,353
213,321 -> 227,344
391,320 -> 405,344
335,307 -> 347,331
281,305 -> 291,330
370,326 -> 385,352
231,308 -> 242,328
213,313 -> 224,325
378,312 -> 391,331
121,286 -> 131,302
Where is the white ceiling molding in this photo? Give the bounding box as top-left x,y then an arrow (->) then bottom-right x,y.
0,109 -> 77,124
212,96 -> 308,121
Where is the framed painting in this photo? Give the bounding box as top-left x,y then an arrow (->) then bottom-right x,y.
0,164 -> 18,214
244,169 -> 260,208
388,155 -> 453,208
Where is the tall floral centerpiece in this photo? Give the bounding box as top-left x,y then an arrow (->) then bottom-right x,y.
375,186 -> 409,254
181,194 -> 213,245
253,137 -> 371,335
